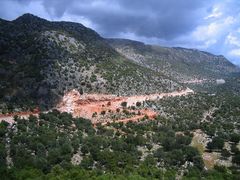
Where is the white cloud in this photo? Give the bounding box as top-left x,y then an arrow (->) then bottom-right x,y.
192,23 -> 218,41
194,16 -> 235,40
225,33 -> 240,47
229,49 -> 240,56
57,14 -> 95,29
189,16 -> 236,49
204,5 -> 222,19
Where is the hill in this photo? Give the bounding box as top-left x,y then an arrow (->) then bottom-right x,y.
107,38 -> 239,82
0,14 -> 240,180
0,14 -> 181,112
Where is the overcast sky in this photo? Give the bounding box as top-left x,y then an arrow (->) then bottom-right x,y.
0,0 -> 240,65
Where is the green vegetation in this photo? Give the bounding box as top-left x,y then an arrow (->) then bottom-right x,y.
207,137 -> 224,151
0,14 -> 240,180
108,38 -> 239,83
0,95 -> 239,179
0,14 -> 182,113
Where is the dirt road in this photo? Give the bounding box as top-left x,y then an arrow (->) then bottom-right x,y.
0,109 -> 40,124
57,88 -> 194,124
0,88 -> 193,125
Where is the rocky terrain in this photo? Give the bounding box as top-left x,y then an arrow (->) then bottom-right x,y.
107,38 -> 239,83
0,14 -> 182,113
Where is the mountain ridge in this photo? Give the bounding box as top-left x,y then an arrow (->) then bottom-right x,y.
107,38 -> 239,82
106,38 -> 236,64
0,13 -> 239,113
0,14 -> 182,112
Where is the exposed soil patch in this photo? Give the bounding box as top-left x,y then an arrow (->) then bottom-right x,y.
0,88 -> 193,126
191,129 -> 233,169
57,88 -> 194,125
0,108 -> 40,124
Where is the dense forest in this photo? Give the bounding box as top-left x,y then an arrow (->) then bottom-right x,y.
0,91 -> 239,179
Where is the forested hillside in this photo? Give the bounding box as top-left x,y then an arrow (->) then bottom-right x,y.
0,14 -> 181,113
0,91 -> 240,179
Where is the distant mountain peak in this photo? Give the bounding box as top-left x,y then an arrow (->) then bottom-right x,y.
14,13 -> 47,23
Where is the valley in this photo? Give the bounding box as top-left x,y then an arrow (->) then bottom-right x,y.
0,14 -> 239,180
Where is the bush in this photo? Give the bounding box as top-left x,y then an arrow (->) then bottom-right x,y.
136,102 -> 141,107
207,137 -> 224,150
221,149 -> 231,158
121,102 -> 127,108
230,133 -> 240,144
100,111 -> 106,115
232,154 -> 240,165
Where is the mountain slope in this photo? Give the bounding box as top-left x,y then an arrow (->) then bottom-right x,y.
0,14 -> 181,112
107,38 -> 239,82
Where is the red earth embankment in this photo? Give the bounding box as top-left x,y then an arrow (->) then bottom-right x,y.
0,88 -> 193,125
57,88 -> 193,125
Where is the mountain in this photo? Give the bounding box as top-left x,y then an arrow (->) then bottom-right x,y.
107,38 -> 239,82
1,14 -> 239,112
0,14 -> 181,112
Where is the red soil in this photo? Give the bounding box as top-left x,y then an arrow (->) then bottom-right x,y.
0,108 -> 40,124
56,88 -> 193,125
0,88 -> 193,126
100,109 -> 157,125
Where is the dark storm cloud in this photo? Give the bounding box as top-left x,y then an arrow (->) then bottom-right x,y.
40,0 -> 209,40
0,0 -> 212,40
0,0 -> 239,65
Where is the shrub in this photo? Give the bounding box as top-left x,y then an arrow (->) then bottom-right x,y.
207,137 -> 224,150
101,111 -> 106,115
136,102 -> 141,107
121,102 -> 127,108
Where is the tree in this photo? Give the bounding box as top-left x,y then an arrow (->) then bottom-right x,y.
230,133 -> 240,144
14,168 -> 44,180
0,121 -> 8,137
61,143 -> 73,155
33,157 -> 48,171
207,137 -> 224,150
92,112 -> 97,117
232,154 -> 240,165
154,148 -> 165,160
221,149 -> 231,158
162,137 -> 176,151
136,102 -> 141,107
100,111 -> 106,115
36,143 -> 46,157
192,156 -> 204,170
183,146 -> 199,161
121,102 -> 127,108
29,115 -> 38,123
231,144 -> 240,154
143,154 -> 156,167
176,135 -> 192,146
48,148 -> 61,165
146,144 -> 153,151
0,144 -> 6,171
81,145 -> 89,155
